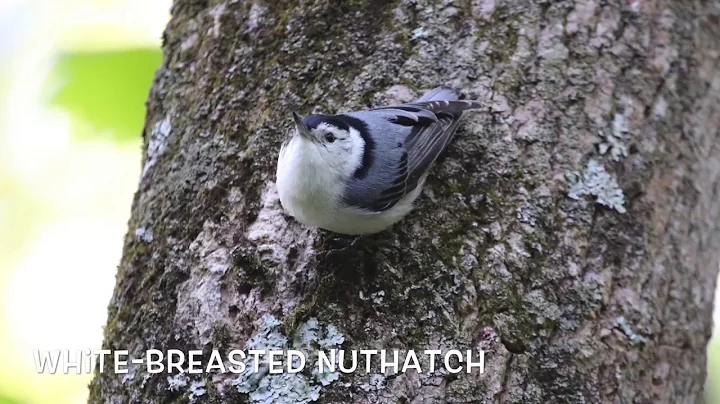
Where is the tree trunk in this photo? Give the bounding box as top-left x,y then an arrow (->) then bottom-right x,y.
89,0 -> 720,402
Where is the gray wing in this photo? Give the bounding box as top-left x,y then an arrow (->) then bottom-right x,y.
342,90 -> 484,212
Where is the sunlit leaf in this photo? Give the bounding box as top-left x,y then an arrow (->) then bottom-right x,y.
0,392 -> 21,404
48,48 -> 162,143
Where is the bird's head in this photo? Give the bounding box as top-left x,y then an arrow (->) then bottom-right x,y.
291,112 -> 366,176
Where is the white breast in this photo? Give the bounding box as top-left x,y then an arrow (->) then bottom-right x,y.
276,137 -> 344,226
276,137 -> 426,235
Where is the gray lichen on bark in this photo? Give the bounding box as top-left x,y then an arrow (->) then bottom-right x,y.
89,0 -> 720,403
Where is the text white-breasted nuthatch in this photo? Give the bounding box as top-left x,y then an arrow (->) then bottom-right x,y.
276,86 -> 484,235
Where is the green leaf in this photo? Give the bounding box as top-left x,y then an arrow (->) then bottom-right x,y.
48,48 -> 162,143
0,392 -> 21,404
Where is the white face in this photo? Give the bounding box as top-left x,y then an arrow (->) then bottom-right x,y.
308,122 -> 352,151
295,122 -> 363,179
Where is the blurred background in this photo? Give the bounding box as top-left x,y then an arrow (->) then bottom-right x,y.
0,0 -> 168,402
0,1 -> 718,403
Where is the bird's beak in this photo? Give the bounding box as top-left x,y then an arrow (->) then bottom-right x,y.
292,112 -> 313,141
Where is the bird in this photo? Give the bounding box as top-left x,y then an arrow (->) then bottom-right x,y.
275,86 -> 484,235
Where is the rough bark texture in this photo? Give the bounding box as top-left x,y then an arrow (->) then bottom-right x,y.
89,0 -> 720,403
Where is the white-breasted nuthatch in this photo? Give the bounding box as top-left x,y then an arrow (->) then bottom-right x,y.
275,86 -> 484,235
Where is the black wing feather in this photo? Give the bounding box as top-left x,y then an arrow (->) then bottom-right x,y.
359,99 -> 482,211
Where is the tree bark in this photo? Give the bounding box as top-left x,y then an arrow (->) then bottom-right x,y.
89,0 -> 720,403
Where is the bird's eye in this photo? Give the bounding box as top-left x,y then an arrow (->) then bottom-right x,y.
324,133 -> 336,143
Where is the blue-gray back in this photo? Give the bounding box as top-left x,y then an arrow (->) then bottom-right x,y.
341,86 -> 484,212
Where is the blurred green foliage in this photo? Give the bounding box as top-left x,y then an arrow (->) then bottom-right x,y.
0,393 -> 19,404
49,49 -> 162,143
707,339 -> 720,402
0,47 -> 160,404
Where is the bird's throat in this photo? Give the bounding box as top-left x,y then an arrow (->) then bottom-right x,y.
279,138 -> 342,209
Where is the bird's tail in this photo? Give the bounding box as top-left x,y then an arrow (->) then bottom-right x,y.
416,86 -> 459,102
